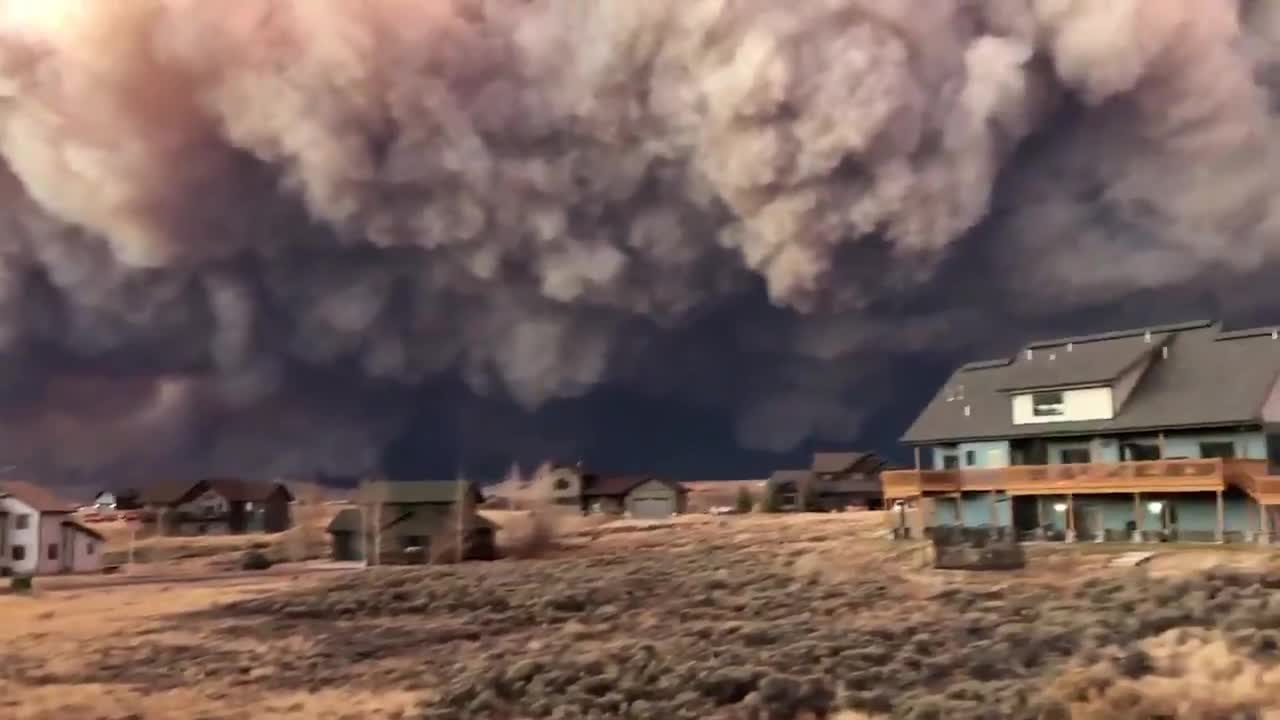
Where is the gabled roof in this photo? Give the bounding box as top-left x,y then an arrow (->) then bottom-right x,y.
141,479 -> 292,506
902,321 -> 1280,444
811,452 -> 888,474
581,475 -> 686,498
62,519 -> 105,541
993,333 -> 1169,392
0,480 -> 76,513
326,505 -> 496,535
767,469 -> 813,486
328,508 -> 361,533
354,480 -> 484,505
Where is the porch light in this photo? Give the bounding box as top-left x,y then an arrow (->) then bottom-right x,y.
1147,501 -> 1164,515
1052,503 -> 1068,513
892,500 -> 905,512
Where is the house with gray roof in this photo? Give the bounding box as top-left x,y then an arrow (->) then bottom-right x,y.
885,320 -> 1280,543
763,452 -> 887,512
327,479 -> 496,564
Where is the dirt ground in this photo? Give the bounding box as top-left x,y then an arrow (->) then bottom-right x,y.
8,512 -> 1280,719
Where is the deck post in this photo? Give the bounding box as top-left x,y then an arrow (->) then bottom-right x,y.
988,491 -> 998,527
1157,432 -> 1167,458
1261,503 -> 1271,546
1132,493 -> 1143,543
914,446 -> 921,470
1066,493 -> 1076,543
1216,490 -> 1225,543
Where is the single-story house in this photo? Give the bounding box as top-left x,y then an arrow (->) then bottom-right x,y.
581,475 -> 688,519
1,480 -> 104,576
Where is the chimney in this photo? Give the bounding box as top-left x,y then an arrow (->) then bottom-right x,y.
1025,349 -> 1033,360
1272,329 -> 1278,340
1144,330 -> 1152,343
1067,342 -> 1074,352
1161,345 -> 1169,360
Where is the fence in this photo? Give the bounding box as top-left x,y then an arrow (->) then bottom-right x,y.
930,524 -> 1026,571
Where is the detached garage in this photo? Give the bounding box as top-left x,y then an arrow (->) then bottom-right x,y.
581,476 -> 688,518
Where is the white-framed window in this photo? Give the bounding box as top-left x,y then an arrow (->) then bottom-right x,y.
14,514 -> 29,530
1031,391 -> 1065,417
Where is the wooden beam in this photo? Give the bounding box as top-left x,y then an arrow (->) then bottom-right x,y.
1067,493 -> 1076,541
1216,490 -> 1224,543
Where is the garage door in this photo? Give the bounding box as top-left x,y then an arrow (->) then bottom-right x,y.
630,496 -> 674,519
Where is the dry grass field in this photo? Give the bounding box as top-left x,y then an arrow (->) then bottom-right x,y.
8,512 -> 1280,719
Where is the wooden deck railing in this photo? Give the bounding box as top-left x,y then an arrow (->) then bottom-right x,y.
883,458 -> 1226,499
1224,459 -> 1280,505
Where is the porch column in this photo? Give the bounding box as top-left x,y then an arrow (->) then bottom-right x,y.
1216,490 -> 1225,543
1133,493 -> 1143,543
1064,489 -> 1075,540
914,447 -> 921,470
1158,432 -> 1167,458
988,491 -> 998,526
1261,503 -> 1271,546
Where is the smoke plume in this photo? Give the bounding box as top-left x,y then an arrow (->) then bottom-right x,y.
1,0 -> 1279,486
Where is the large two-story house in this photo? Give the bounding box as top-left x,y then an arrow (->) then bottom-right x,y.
326,479 -> 497,563
884,320 -> 1280,543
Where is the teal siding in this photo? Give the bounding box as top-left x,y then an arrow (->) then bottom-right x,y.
1170,496 -> 1216,532
1094,438 -> 1121,463
1163,430 -> 1265,460
959,441 -> 1012,468
933,498 -> 960,524
957,493 -> 1012,525
1226,496 -> 1254,533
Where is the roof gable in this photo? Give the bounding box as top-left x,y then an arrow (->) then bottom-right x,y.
902,322 -> 1280,444
811,451 -> 887,474
0,480 -> 76,513
356,480 -> 483,505
582,475 -> 685,498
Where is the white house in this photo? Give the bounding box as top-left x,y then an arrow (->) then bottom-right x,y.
0,480 -> 104,576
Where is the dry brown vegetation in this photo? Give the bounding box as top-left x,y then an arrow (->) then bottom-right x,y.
8,512 -> 1280,719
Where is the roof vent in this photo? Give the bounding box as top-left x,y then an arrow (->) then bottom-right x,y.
1144,330 -> 1152,343
963,405 -> 971,417
1161,345 -> 1169,360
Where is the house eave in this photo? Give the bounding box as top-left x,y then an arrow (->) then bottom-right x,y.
900,418 -> 1263,446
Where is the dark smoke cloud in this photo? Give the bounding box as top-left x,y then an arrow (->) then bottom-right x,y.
0,0 -> 1279,487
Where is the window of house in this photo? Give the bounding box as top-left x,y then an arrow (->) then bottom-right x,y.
12,545 -> 25,561
47,544 -> 58,561
1059,448 -> 1091,464
1032,391 -> 1065,417
1199,442 -> 1236,459
964,450 -> 977,466
14,514 -> 29,530
87,542 -> 95,555
1122,443 -> 1161,461
553,477 -> 570,491
942,455 -> 960,470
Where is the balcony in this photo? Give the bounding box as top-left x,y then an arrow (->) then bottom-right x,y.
1223,459 -> 1280,504
884,458 -> 1228,499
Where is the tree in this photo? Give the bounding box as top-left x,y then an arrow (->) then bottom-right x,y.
798,478 -> 818,512
762,484 -> 783,513
735,486 -> 755,514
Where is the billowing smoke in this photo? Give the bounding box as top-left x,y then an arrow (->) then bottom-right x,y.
0,0 -> 1278,486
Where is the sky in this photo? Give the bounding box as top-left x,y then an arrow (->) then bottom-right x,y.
2,0 -> 1280,491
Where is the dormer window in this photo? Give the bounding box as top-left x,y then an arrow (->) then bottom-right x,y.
1031,391 -> 1065,417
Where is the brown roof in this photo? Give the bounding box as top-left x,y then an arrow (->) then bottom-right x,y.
582,475 -> 687,498
140,478 -> 293,507
62,519 -> 106,541
0,480 -> 76,513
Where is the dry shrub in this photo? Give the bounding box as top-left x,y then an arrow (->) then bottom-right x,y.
498,508 -> 560,559
1043,628 -> 1280,719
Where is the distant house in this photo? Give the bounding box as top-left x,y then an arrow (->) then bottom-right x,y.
327,479 -> 497,564
92,489 -> 142,512
765,452 -> 888,512
138,479 -> 294,536
682,479 -> 768,513
810,452 -> 888,510
581,475 -> 688,519
0,480 -> 104,576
